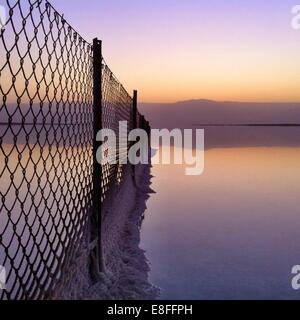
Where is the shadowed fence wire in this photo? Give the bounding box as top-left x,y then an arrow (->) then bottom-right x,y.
0,0 -> 150,300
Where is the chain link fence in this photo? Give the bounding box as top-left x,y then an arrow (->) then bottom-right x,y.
0,0 -> 150,300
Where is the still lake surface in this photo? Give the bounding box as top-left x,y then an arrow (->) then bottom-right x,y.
141,142 -> 300,299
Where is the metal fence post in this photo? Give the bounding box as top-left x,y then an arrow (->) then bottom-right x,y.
91,38 -> 104,277
132,90 -> 138,184
141,115 -> 145,130
147,120 -> 151,144
132,90 -> 138,129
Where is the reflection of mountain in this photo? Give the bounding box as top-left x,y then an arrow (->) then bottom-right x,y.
139,100 -> 300,148
0,103 -> 93,146
1,103 -> 93,124
140,99 -> 300,128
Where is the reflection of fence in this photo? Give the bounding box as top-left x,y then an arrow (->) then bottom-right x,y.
0,0 -> 150,300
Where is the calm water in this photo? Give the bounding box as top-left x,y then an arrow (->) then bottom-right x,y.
0,144 -> 92,297
141,146 -> 300,300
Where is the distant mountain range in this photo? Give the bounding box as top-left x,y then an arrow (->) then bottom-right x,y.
139,100 -> 300,148
2,100 -> 300,148
139,99 -> 300,129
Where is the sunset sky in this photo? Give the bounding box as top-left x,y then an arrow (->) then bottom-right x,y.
50,0 -> 300,103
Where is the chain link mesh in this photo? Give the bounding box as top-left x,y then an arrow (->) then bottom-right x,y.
0,0 -> 149,300
101,61 -> 133,202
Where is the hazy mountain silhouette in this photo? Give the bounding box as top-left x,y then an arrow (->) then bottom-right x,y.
139,99 -> 300,128
139,100 -> 300,148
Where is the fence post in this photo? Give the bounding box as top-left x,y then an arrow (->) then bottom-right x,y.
132,90 -> 138,184
147,121 -> 151,144
132,90 -> 138,129
141,115 -> 145,130
91,38 -> 104,278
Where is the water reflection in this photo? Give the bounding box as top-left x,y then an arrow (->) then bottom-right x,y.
141,146 -> 300,300
0,143 -> 92,298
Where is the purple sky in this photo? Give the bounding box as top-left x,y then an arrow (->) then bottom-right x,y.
50,0 -> 300,103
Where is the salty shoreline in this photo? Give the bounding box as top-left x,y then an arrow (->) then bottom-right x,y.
56,164 -> 159,300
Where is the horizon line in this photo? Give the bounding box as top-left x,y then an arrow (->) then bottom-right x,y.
139,99 -> 300,105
